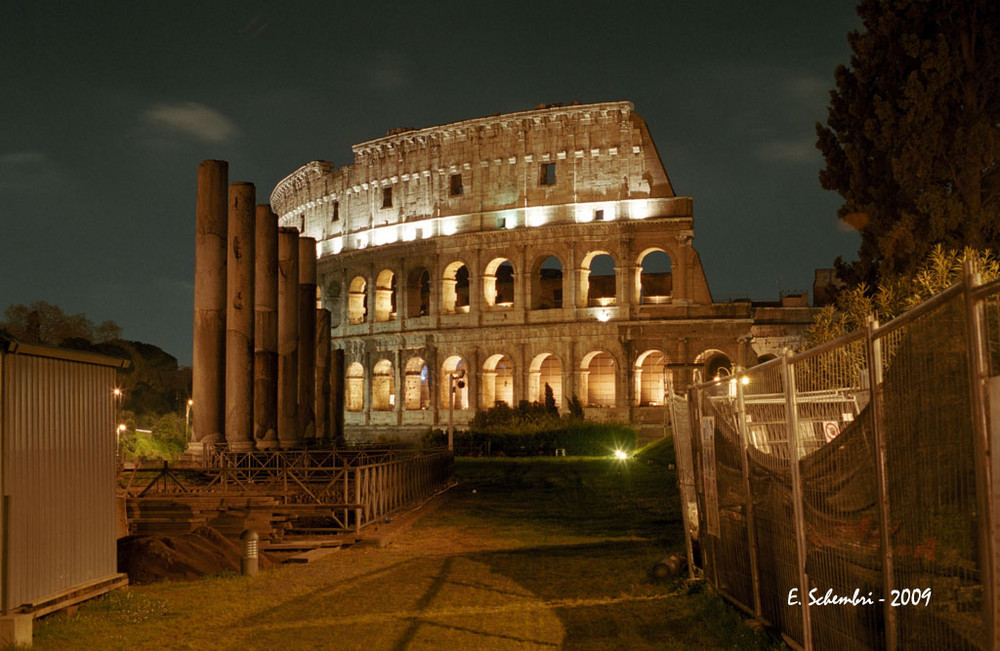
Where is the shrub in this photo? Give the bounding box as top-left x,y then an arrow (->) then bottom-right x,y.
425,400 -> 637,456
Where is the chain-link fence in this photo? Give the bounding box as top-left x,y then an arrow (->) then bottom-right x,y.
676,265 -> 998,650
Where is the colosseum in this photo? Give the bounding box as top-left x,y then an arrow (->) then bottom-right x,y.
270,100 -> 815,441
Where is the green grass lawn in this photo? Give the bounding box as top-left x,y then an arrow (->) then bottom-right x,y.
30,447 -> 783,650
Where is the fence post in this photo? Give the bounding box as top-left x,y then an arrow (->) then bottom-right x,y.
670,393 -> 698,581
963,260 -> 997,650
782,352 -> 812,650
736,374 -> 763,620
865,317 -> 897,650
691,386 -> 719,587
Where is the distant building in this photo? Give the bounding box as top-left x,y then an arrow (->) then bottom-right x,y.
271,101 -> 817,440
813,268 -> 846,307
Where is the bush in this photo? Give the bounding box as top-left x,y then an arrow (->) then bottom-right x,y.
424,400 -> 637,456
120,412 -> 187,461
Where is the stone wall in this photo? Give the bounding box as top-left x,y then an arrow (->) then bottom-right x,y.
270,101 -> 812,441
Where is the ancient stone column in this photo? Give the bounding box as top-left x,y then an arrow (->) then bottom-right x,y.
225,182 -> 255,452
254,205 -> 279,449
277,227 -> 300,448
330,349 -> 345,446
315,308 -> 331,444
192,160 -> 228,450
298,237 -> 317,442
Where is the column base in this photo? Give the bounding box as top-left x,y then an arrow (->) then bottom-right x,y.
226,440 -> 256,453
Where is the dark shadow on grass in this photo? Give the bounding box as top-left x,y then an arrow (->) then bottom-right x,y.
391,556 -> 454,649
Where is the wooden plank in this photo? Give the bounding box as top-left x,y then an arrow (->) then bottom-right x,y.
16,574 -> 129,618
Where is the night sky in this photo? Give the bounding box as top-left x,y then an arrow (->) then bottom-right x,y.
2,1 -> 861,365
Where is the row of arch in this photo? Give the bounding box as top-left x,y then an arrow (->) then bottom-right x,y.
330,249 -> 674,325
344,348 -> 734,413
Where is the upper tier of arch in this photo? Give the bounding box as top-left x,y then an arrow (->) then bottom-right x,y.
269,101 -> 692,257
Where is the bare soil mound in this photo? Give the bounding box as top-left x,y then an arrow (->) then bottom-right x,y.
117,525 -> 274,584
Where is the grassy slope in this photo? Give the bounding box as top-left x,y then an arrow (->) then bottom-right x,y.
30,452 -> 782,650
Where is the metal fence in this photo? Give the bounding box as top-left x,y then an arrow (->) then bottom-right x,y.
120,447 -> 453,533
676,264 -> 998,650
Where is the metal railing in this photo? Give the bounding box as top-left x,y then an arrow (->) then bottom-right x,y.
676,262 -> 998,650
120,447 -> 453,533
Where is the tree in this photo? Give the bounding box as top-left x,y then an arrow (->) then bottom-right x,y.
1,300 -> 120,345
817,0 -> 1000,283
543,383 -> 557,415
2,300 -> 190,418
808,245 -> 998,345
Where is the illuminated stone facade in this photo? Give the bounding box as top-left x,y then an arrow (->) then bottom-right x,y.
270,101 -> 814,440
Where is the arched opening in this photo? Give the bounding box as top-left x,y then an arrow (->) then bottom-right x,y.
482,354 -> 514,407
637,250 -> 672,304
581,351 -> 616,407
531,255 -> 563,310
403,357 -> 430,410
346,362 -> 364,412
484,258 -> 514,308
348,276 -> 367,324
756,353 -> 778,365
528,353 -> 563,407
634,350 -> 668,406
374,270 -> 397,322
440,355 -> 469,410
442,261 -> 470,314
695,350 -> 733,382
372,359 -> 395,410
405,267 -> 431,318
582,252 -> 616,307
325,281 -> 342,326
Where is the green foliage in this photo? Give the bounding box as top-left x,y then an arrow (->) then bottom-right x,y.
470,400 -> 562,433
425,400 -> 637,456
119,413 -> 188,461
808,245 -> 999,345
817,0 -> 1000,281
1,300 -> 192,422
543,383 -> 557,414
1,300 -> 122,345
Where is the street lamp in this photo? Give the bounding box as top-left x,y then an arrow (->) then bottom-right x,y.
113,387 -> 123,439
447,370 -> 466,453
185,398 -> 194,442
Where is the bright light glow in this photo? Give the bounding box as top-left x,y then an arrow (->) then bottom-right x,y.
118,423 -> 127,433
595,309 -> 612,322
113,388 -> 122,397
628,199 -> 655,220
442,219 -> 458,236
574,205 -> 594,223
740,376 -> 750,385
614,449 -> 629,460
374,226 -> 398,246
187,399 -> 194,406
525,207 -> 552,227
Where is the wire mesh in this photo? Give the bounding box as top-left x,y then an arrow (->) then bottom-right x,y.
680,275 -> 997,650
792,334 -> 884,650
874,293 -> 985,648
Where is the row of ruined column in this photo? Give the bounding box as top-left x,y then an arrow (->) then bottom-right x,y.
191,160 -> 342,452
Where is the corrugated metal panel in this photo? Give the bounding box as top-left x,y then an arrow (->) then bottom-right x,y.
1,350 -> 119,610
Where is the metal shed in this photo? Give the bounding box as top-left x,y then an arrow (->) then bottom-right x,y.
0,336 -> 129,641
